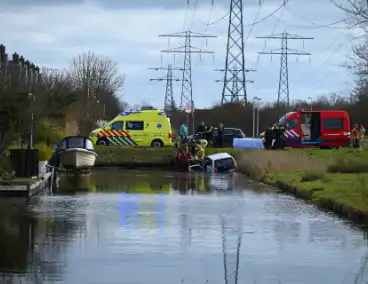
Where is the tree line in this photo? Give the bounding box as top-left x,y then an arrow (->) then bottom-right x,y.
0,49 -> 125,165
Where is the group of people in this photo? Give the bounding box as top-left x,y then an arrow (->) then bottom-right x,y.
262,122 -> 286,150
352,123 -> 366,150
174,136 -> 208,161
179,121 -> 225,148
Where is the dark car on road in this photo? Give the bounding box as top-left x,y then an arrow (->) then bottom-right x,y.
186,127 -> 246,147
211,127 -> 246,147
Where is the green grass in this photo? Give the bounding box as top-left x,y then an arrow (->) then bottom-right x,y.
269,172 -> 368,213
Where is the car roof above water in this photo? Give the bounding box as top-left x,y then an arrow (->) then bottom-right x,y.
206,152 -> 233,160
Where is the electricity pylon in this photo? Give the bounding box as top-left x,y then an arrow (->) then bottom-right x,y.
256,32 -> 313,106
149,65 -> 184,116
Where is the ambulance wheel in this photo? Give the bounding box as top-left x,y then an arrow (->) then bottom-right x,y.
97,138 -> 109,146
151,139 -> 163,148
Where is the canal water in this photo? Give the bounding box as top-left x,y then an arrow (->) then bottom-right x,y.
0,169 -> 367,284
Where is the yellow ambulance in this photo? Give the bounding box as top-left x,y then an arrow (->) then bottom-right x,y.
89,110 -> 172,147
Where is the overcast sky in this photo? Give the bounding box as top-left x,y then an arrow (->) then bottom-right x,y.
0,0 -> 359,108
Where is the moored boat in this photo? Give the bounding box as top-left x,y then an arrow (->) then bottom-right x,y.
56,136 -> 97,169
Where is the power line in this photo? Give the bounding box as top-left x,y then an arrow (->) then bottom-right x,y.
188,0 -> 201,30
284,6 -> 353,28
290,32 -> 351,84
193,0 -> 215,68
243,0 -> 289,28
256,32 -> 314,106
197,11 -> 230,26
244,0 -> 264,46
273,16 -> 350,30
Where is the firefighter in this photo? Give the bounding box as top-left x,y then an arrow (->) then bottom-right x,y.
194,139 -> 208,160
352,124 -> 359,149
174,138 -> 181,159
358,123 -> 366,151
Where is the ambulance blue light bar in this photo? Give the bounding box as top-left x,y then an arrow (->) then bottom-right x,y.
119,111 -> 141,116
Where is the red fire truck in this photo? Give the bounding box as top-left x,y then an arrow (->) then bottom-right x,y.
277,110 -> 351,148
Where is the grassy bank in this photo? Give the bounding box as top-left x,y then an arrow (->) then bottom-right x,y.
237,149 -> 368,226
95,146 -> 244,167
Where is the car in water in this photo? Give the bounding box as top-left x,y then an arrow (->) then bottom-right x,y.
188,152 -> 237,173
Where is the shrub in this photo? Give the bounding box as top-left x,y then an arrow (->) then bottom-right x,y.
35,143 -> 53,161
237,150 -> 330,180
301,171 -> 325,182
328,158 -> 368,174
35,122 -> 64,146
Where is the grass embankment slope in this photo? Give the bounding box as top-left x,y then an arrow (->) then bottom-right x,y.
237,148 -> 368,225
95,146 -> 243,166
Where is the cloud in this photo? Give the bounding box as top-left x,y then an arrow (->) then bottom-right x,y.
0,0 -> 358,108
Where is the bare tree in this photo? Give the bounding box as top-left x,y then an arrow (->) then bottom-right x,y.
66,51 -> 125,93
333,0 -> 368,29
333,0 -> 368,73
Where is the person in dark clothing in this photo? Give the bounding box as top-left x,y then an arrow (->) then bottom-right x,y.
277,124 -> 285,149
271,123 -> 279,149
263,128 -> 273,149
217,123 -> 224,148
204,125 -> 214,143
195,121 -> 206,139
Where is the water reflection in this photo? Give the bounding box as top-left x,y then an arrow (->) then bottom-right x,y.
0,169 -> 368,283
56,169 -> 245,194
0,197 -> 87,284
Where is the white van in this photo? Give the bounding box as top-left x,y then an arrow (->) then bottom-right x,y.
189,153 -> 237,173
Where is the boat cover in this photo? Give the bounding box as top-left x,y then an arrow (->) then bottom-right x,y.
233,138 -> 264,149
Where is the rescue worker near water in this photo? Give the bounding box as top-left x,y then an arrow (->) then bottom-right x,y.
179,122 -> 188,143
194,139 -> 208,160
352,124 -> 359,149
358,123 -> 366,151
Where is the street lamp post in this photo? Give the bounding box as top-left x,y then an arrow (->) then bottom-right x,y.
308,96 -> 312,111
252,96 -> 261,137
28,92 -> 35,149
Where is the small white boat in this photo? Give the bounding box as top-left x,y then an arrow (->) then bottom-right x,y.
188,152 -> 236,173
56,136 -> 97,169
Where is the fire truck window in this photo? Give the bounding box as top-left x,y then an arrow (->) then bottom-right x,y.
323,118 -> 344,130
286,119 -> 298,130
